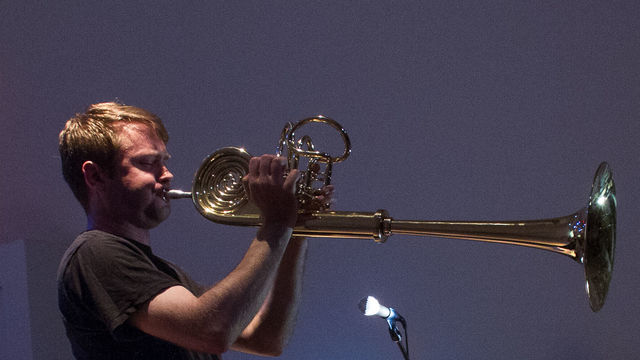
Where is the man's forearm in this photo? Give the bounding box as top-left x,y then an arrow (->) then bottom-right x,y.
232,236 -> 309,355
199,226 -> 296,347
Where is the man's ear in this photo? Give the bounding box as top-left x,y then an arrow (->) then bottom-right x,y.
82,161 -> 106,192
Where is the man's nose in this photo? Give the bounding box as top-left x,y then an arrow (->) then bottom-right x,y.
159,166 -> 174,183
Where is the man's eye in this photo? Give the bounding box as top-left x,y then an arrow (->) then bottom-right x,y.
137,159 -> 156,167
136,156 -> 169,168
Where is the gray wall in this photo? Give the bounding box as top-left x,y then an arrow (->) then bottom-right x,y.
25,234 -> 75,359
0,240 -> 33,359
2,1 -> 639,359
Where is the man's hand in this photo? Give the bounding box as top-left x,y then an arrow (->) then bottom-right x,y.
301,185 -> 335,212
243,155 -> 300,228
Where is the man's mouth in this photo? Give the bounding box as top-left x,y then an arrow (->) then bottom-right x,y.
159,188 -> 170,202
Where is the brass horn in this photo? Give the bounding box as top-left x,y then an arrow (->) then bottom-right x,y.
167,116 -> 616,312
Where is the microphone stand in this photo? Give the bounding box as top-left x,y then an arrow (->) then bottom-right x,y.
386,308 -> 409,360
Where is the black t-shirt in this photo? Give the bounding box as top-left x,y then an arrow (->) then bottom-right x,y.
57,230 -> 219,359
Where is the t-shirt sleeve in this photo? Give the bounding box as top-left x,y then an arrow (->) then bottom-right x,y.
62,235 -> 182,334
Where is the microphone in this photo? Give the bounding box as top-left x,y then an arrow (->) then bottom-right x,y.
359,296 -> 389,318
359,296 -> 406,342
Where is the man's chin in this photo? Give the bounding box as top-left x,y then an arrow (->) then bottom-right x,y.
144,206 -> 171,228
156,207 -> 171,224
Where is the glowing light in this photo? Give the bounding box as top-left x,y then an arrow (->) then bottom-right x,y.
597,195 -> 607,206
363,296 -> 381,316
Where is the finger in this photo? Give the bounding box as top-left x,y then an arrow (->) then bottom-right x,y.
249,157 -> 260,177
314,195 -> 333,207
283,168 -> 301,194
270,157 -> 287,182
259,155 -> 273,177
319,191 -> 335,209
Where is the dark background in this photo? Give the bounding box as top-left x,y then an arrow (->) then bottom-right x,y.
2,1 -> 638,359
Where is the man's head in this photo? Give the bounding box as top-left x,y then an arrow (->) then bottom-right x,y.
59,102 -> 169,211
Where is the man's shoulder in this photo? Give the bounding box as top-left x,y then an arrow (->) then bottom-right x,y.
72,230 -> 144,253
64,231 -> 117,258
58,230 -> 146,277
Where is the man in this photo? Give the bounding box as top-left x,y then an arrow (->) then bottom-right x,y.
57,102 -> 332,359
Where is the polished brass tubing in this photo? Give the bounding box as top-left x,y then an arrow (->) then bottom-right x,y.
292,209 -> 584,257
387,214 -> 583,257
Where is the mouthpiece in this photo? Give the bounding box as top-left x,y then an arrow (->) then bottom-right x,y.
165,189 -> 192,199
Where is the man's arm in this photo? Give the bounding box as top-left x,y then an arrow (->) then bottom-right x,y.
231,236 -> 308,356
129,222 -> 294,354
129,155 -> 301,355
232,185 -> 333,355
